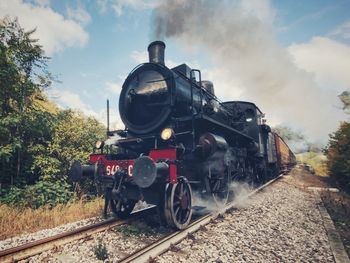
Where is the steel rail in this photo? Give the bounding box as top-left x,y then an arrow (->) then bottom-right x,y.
118,174 -> 284,263
0,206 -> 156,263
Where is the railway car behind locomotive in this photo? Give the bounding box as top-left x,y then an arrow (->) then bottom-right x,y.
273,133 -> 296,172
69,41 -> 295,229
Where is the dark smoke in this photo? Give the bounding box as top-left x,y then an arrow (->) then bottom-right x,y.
151,0 -> 346,144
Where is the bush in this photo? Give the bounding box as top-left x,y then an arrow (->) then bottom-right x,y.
94,239 -> 109,261
0,176 -> 72,209
296,152 -> 328,176
324,122 -> 350,192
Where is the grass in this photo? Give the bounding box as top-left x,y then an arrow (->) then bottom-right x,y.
321,191 -> 350,257
116,222 -> 158,238
94,238 -> 109,261
0,197 -> 104,240
114,220 -> 170,239
296,151 -> 328,176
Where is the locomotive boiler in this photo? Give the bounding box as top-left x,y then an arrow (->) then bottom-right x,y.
69,41 -> 295,229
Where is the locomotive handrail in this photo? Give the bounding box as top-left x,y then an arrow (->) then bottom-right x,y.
172,66 -> 241,120
190,69 -> 202,149
190,70 -> 195,149
175,68 -> 242,122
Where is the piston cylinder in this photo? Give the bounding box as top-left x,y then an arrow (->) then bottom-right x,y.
198,133 -> 228,158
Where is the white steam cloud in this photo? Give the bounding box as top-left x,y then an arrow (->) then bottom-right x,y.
151,0 -> 347,145
193,181 -> 252,215
229,181 -> 252,209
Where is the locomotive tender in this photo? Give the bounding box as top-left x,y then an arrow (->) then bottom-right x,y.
69,41 -> 296,229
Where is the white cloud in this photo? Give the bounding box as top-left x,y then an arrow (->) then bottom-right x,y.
105,81 -> 122,94
130,50 -> 148,64
111,0 -> 159,16
288,37 -> 350,92
49,89 -> 98,118
98,108 -> 124,130
96,0 -> 108,14
240,0 -> 275,25
329,20 -> 350,40
48,88 -> 124,129
202,67 -> 244,101
165,59 -> 179,69
0,0 -> 89,55
66,5 -> 91,26
34,0 -> 50,7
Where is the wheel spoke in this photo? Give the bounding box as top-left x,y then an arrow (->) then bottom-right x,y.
178,209 -> 184,222
183,209 -> 190,219
214,180 -> 220,191
166,181 -> 193,228
209,168 -> 230,205
180,183 -> 184,198
175,207 -> 180,218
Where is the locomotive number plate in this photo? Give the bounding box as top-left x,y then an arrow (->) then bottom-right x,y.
106,164 -> 133,176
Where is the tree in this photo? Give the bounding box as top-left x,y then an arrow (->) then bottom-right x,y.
339,91 -> 350,114
31,109 -> 106,179
0,18 -> 106,208
0,17 -> 52,187
324,122 -> 350,192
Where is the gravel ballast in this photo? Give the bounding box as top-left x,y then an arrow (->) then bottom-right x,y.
25,223 -> 165,263
157,169 -> 334,262
0,217 -> 103,251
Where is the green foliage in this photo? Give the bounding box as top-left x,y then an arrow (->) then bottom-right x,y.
30,109 -> 105,178
0,18 -> 106,208
94,239 -> 109,261
339,91 -> 350,114
324,122 -> 350,192
0,17 -> 52,186
116,222 -> 159,238
296,152 -> 328,176
51,110 -> 106,174
0,177 -> 72,209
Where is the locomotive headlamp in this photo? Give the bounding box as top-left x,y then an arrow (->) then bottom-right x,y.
160,128 -> 174,140
95,140 -> 104,149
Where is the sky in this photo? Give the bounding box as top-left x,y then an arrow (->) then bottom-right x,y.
1,0 -> 350,146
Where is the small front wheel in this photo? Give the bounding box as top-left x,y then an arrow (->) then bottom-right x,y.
164,179 -> 193,230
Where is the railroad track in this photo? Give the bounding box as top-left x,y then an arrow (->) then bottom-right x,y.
0,174 -> 283,263
0,206 -> 156,263
118,174 -> 284,263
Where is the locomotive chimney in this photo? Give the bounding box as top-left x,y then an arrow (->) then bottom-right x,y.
148,41 -> 166,65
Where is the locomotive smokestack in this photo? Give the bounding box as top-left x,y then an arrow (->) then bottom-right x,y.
148,41 -> 165,65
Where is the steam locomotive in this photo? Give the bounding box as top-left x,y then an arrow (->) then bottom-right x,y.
69,41 -> 296,229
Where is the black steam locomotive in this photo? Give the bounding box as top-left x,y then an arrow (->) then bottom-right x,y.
69,41 -> 295,229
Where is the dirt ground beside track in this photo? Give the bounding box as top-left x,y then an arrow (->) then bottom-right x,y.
291,166 -> 350,258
